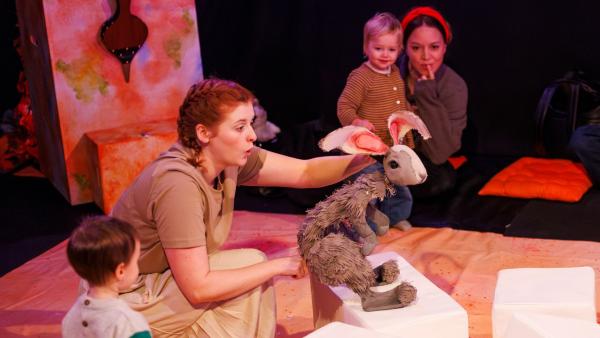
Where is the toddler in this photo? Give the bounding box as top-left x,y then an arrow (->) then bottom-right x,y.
337,12 -> 413,231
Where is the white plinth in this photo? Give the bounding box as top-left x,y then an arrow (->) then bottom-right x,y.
310,251 -> 468,338
504,312 -> 600,338
306,321 -> 400,338
493,266 -> 596,338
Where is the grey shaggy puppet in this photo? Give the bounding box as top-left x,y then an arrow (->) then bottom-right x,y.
297,112 -> 430,311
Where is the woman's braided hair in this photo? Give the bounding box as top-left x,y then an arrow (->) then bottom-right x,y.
177,78 -> 254,167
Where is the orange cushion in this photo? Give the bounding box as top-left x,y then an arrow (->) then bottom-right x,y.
478,157 -> 592,202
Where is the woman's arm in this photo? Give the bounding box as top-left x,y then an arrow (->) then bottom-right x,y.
243,150 -> 375,188
165,246 -> 304,304
413,68 -> 468,164
150,171 -> 305,305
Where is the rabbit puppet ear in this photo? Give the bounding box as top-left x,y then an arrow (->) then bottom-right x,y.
388,111 -> 432,145
319,126 -> 388,155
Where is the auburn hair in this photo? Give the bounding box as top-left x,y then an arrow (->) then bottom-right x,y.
177,78 -> 255,167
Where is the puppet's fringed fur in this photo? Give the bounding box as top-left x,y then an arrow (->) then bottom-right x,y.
307,233 -> 376,296
397,282 -> 417,305
380,260 -> 400,284
298,171 -> 394,259
298,171 -> 401,299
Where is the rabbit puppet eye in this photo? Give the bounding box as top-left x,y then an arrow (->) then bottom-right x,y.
388,160 -> 400,169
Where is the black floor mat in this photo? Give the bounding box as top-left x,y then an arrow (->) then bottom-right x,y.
3,156 -> 598,277
506,188 -> 600,241
238,154 -> 533,234
235,185 -> 307,215
409,155 -> 530,233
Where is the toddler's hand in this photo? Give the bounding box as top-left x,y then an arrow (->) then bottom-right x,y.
352,118 -> 375,131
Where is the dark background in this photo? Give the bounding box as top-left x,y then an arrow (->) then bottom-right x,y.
195,0 -> 600,157
2,1 -> 22,116
4,1 -> 600,157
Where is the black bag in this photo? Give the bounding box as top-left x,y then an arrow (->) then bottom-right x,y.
534,70 -> 600,158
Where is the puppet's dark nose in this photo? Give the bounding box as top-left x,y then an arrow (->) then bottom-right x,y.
389,160 -> 399,169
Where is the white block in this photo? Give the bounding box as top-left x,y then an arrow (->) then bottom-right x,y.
306,321 -> 400,338
493,267 -> 596,338
505,312 -> 600,338
310,251 -> 468,338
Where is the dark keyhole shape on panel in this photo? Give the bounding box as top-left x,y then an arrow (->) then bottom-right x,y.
99,0 -> 148,82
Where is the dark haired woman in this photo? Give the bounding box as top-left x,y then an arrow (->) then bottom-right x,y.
399,6 -> 468,198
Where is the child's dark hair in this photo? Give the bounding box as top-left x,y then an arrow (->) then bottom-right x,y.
67,215 -> 139,286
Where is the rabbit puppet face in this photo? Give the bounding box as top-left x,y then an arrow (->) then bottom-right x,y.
383,144 -> 427,186
319,111 -> 431,186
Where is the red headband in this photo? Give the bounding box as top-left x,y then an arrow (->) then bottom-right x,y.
401,7 -> 452,44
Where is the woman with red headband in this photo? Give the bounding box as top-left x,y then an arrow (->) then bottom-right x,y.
398,6 -> 468,198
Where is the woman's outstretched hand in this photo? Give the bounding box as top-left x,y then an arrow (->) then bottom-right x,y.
294,259 -> 308,279
276,255 -> 307,279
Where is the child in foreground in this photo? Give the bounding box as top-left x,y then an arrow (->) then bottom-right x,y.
62,215 -> 151,338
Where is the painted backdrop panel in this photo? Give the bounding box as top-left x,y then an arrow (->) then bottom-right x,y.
42,0 -> 202,204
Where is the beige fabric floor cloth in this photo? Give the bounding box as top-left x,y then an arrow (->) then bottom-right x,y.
1,210 -> 599,337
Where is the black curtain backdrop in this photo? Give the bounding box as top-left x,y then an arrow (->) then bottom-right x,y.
196,0 -> 600,157
2,1 -> 21,114
3,1 -> 600,158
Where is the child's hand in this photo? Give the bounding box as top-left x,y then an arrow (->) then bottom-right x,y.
352,118 -> 375,131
